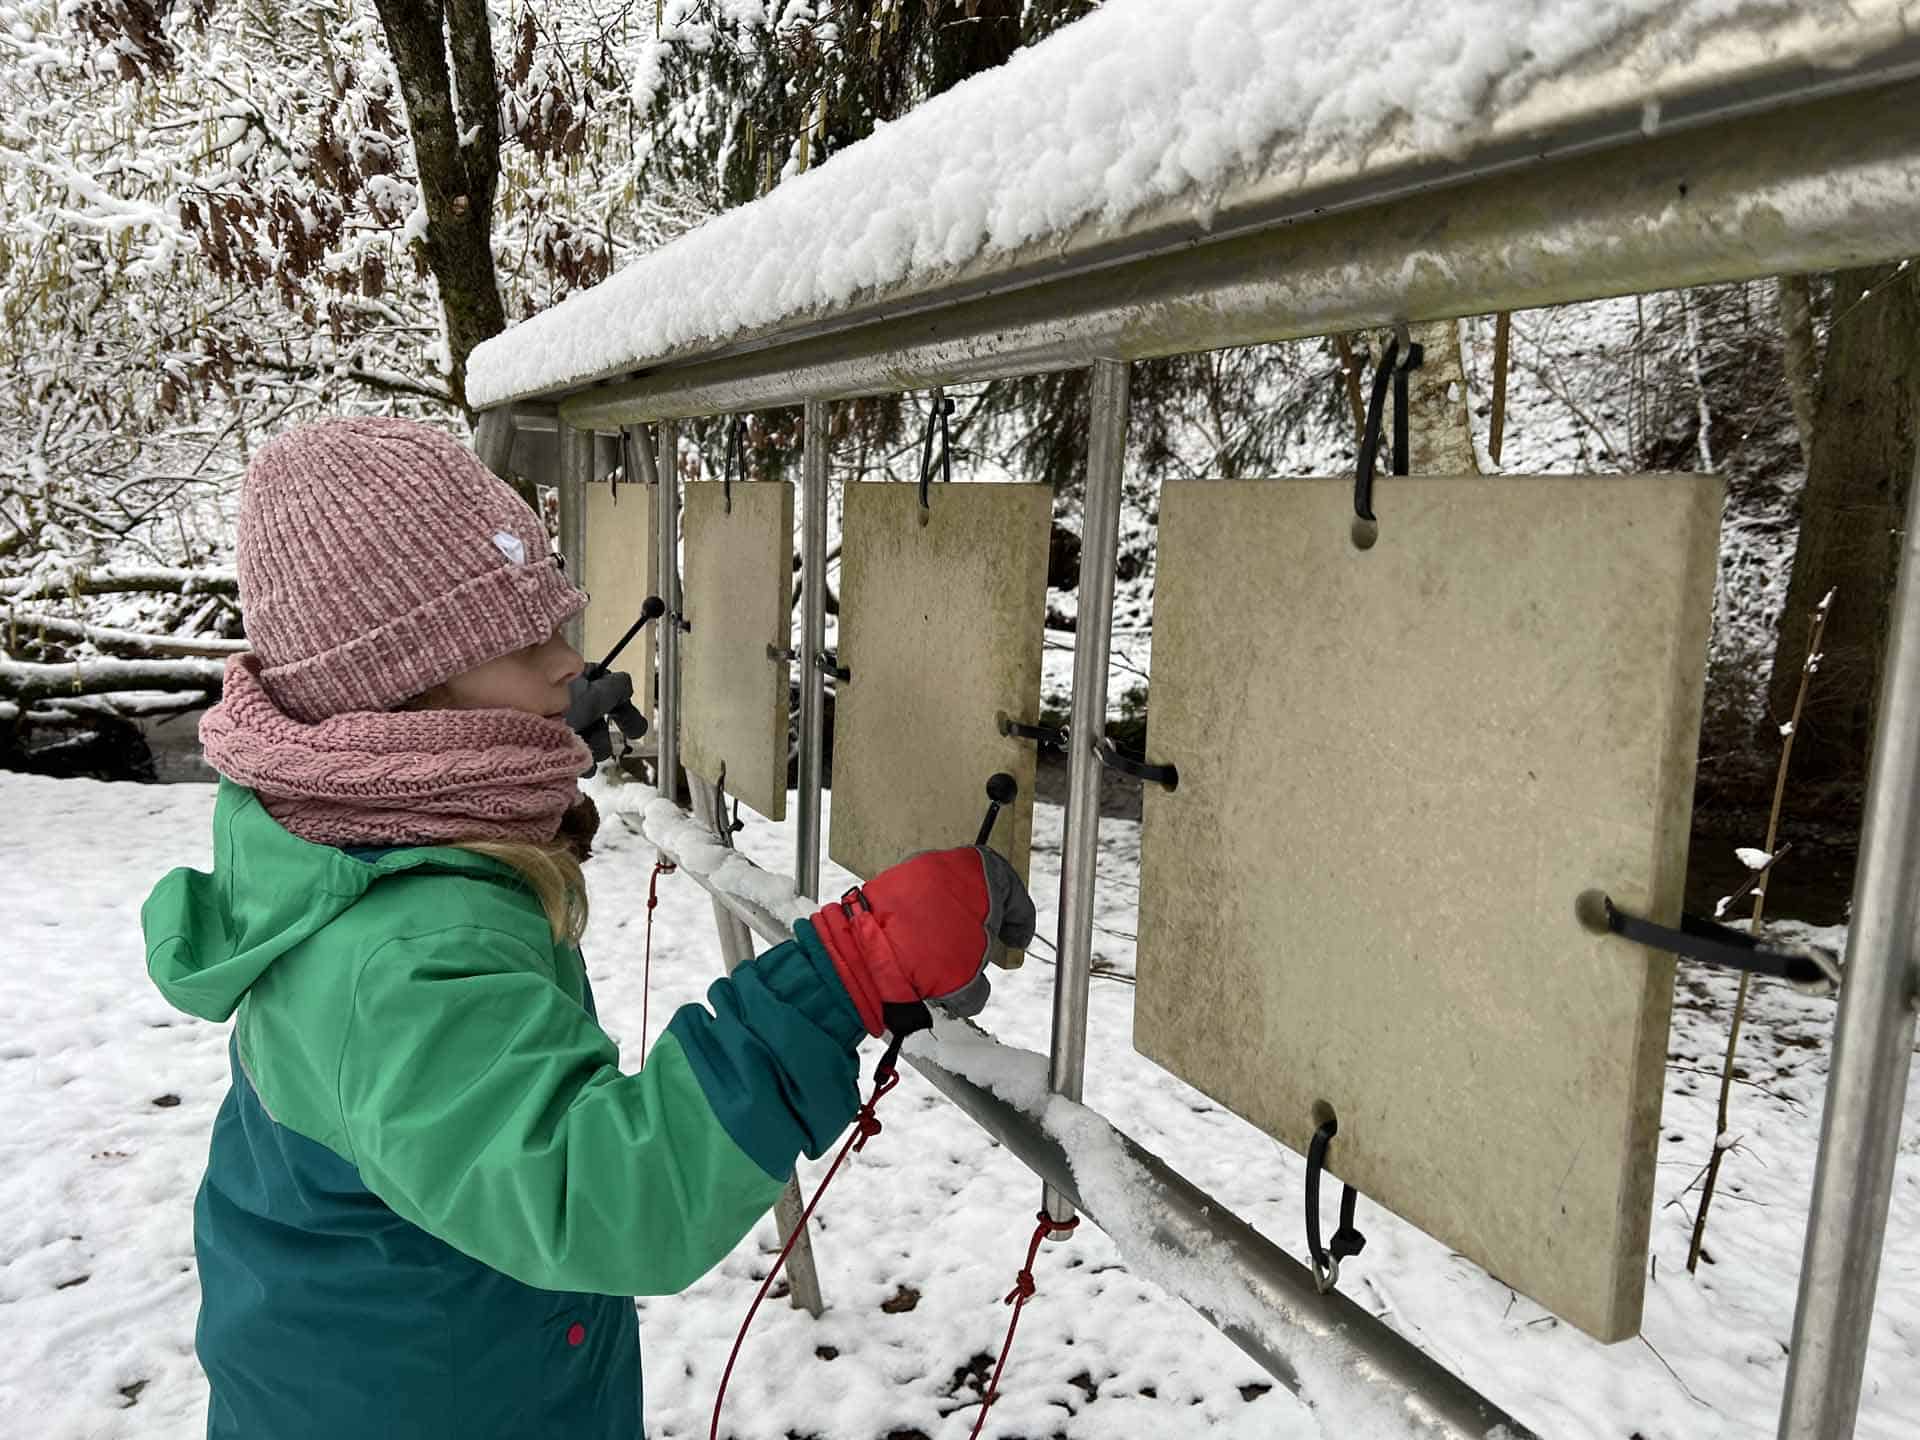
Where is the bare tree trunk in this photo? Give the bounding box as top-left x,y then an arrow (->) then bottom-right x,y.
3,611 -> 245,658
1407,320 -> 1479,475
1768,264 -> 1920,791
372,0 -> 506,418
1777,274 -> 1819,474
0,656 -> 225,704
0,566 -> 238,601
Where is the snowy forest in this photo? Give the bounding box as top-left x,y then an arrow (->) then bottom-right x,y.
3,4 -> 1918,1438
5,0 -> 1916,919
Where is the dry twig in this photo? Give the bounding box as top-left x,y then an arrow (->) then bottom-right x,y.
1686,589 -> 1833,1272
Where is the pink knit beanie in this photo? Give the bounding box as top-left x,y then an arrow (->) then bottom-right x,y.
237,417 -> 586,722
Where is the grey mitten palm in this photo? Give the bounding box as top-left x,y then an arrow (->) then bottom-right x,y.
942,847 -> 1037,1018
564,671 -> 649,774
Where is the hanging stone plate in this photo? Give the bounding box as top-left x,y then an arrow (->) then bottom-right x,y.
1134,473 -> 1722,1343
681,478 -> 794,821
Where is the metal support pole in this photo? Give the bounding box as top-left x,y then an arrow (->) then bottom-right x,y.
1043,358 -> 1129,1226
686,769 -> 826,1317
653,422 -> 681,804
625,426 -> 661,743
687,776 -> 756,972
797,400 -> 831,897
557,423 -> 590,653
473,407 -> 515,476
1777,451 -> 1920,1438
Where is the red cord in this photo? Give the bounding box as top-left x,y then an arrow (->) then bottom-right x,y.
710,1062 -> 901,1440
640,860 -> 674,1065
967,1210 -> 1080,1440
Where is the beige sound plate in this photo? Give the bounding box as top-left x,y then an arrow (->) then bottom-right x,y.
831,483 -> 1051,939
582,479 -> 657,722
681,479 -> 793,821
1134,474 -> 1722,1342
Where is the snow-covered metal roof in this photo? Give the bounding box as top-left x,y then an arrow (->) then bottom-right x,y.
468,0 -> 1920,412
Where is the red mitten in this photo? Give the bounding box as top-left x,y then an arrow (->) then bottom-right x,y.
811,847 -> 1036,1037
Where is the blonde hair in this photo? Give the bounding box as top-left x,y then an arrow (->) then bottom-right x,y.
451,839 -> 589,945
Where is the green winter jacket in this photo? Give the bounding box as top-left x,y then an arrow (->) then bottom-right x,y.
144,780 -> 864,1439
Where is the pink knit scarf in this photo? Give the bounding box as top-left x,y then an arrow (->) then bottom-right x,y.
200,654 -> 591,847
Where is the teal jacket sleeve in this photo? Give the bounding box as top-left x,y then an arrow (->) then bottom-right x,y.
336,922 -> 864,1297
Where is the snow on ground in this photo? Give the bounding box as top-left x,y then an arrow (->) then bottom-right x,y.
2,770 -> 1917,1438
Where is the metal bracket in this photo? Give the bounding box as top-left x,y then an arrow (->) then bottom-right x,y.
1095,736 -> 1179,791
767,643 -> 798,664
814,649 -> 849,682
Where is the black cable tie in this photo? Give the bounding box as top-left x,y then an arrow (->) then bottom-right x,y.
1582,892 -> 1838,993
1305,1116 -> 1365,1295
1095,736 -> 1178,791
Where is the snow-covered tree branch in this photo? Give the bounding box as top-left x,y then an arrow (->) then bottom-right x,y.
0,655 -> 225,705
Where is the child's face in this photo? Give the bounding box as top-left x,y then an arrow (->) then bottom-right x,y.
418,629 -> 584,719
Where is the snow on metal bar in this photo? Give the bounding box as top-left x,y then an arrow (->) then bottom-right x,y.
468,0 -> 1917,409
631,794 -> 813,929
909,1023 -> 1533,1438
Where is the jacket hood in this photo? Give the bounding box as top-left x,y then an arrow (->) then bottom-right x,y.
143,779 -> 511,1022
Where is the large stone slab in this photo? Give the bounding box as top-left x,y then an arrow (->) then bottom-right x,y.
582,478 -> 656,721
1134,474 -> 1722,1342
831,482 -> 1051,934
681,479 -> 793,821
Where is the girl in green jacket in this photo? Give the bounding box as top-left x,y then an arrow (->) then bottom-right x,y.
142,417 -> 1034,1439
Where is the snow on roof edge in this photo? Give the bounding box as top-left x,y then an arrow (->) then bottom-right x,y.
469,0 -> 1918,412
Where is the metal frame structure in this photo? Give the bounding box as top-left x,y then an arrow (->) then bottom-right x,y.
476,55 -> 1920,1440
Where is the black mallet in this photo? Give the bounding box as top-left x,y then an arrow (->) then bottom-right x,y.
586,594 -> 665,680
976,772 -> 1018,847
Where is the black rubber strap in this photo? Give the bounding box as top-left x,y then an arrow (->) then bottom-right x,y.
724,416 -> 745,514
1354,336 -> 1425,523
918,390 -> 954,512
1353,336 -> 1398,522
999,713 -> 1067,748
1095,736 -> 1178,791
1601,897 -> 1833,988
1305,1118 -> 1365,1293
